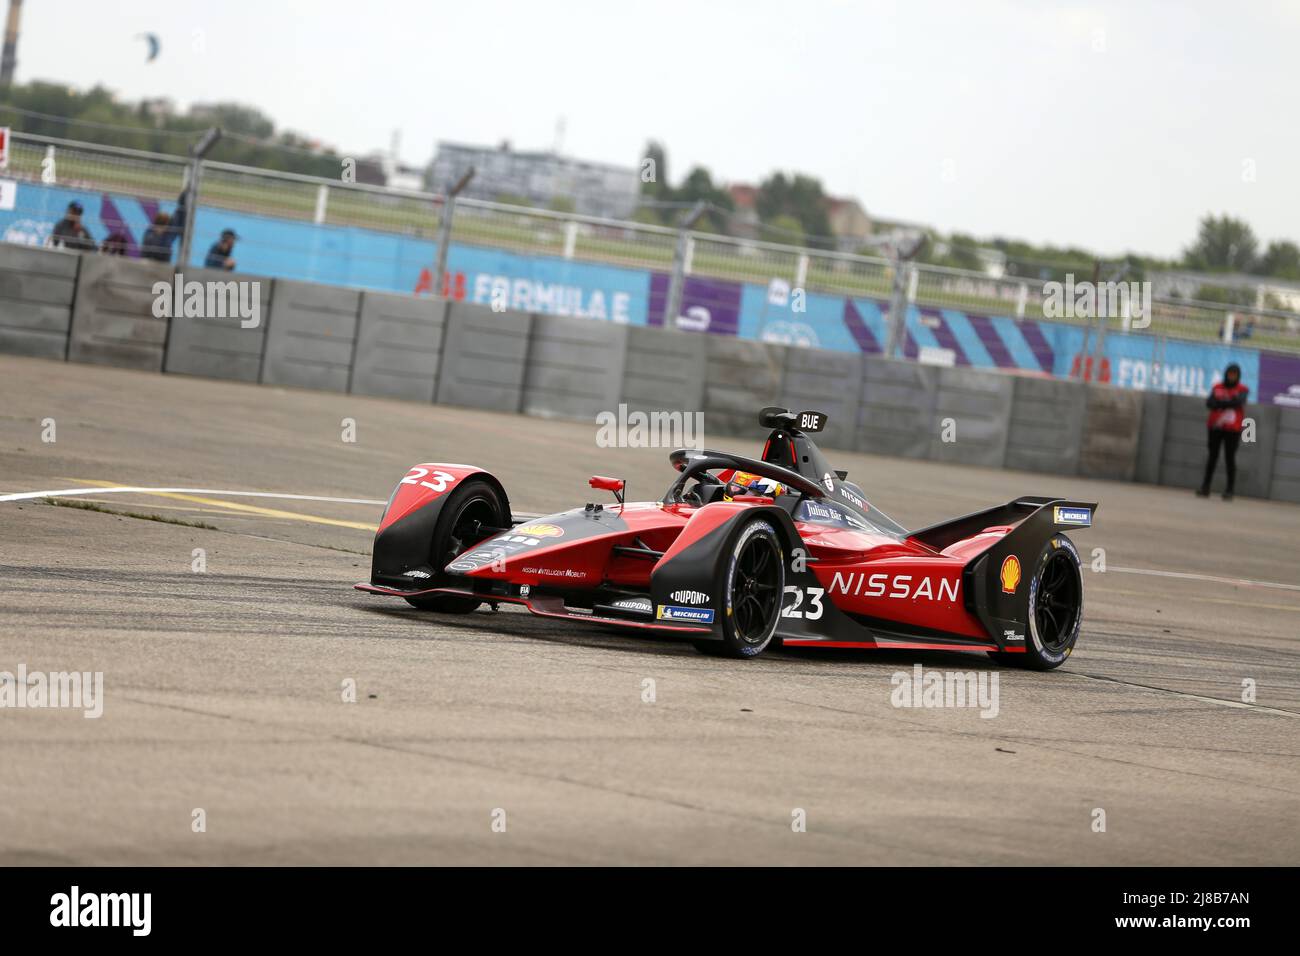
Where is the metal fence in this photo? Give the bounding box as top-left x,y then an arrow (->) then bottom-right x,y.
5,129 -> 1299,355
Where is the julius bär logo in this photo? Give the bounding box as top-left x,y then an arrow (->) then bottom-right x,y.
1000,555 -> 1021,594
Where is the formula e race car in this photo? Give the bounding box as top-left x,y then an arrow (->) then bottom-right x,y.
356,407 -> 1096,668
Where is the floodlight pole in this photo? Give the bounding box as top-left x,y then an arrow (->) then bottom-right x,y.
434,167 -> 475,298
662,201 -> 708,328
883,232 -> 924,358
177,127 -> 221,270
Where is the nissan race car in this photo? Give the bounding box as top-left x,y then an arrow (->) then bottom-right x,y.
356,407 -> 1096,668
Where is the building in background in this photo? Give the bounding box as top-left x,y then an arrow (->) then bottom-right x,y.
727,184 -> 761,240
825,196 -> 873,252
139,97 -> 177,126
428,141 -> 640,219
726,184 -> 874,250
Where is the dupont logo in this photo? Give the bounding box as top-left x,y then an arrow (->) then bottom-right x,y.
669,589 -> 710,605
612,597 -> 652,612
1054,506 -> 1091,527
656,605 -> 715,624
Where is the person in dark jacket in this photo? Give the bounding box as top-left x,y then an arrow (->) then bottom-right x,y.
1197,362 -> 1249,500
204,228 -> 238,271
100,230 -> 129,256
140,191 -> 188,263
50,201 -> 96,252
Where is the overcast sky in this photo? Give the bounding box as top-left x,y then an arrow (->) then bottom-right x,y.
19,0 -> 1300,258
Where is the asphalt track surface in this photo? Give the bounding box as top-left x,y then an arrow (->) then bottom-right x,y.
1,354 -> 1297,865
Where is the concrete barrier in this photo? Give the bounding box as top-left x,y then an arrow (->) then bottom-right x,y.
350,292 -> 446,401
68,255 -> 174,371
780,347 -> 863,451
522,313 -> 628,420
620,325 -> 707,419
1160,395 -> 1277,497
702,337 -> 786,438
1242,404 -> 1280,499
856,356 -> 938,459
1004,376 -> 1085,475
928,365 -> 1013,467
1134,391 -> 1170,485
1078,384 -> 1142,481
162,269 -> 274,382
0,244 -> 79,360
1270,407 -> 1300,503
13,244 -> 1300,507
260,280 -> 360,392
434,302 -> 533,413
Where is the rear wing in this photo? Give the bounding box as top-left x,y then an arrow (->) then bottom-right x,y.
910,497 -> 1097,648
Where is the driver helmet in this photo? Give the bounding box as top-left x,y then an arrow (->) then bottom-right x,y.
724,470 -> 785,500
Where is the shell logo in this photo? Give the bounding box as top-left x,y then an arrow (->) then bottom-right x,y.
1000,555 -> 1022,594
514,524 -> 563,538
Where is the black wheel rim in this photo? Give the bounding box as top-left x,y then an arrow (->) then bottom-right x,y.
1034,550 -> 1081,652
441,496 -> 497,566
731,534 -> 781,644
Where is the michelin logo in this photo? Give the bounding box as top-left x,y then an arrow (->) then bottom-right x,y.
656,605 -> 715,624
1053,506 -> 1091,527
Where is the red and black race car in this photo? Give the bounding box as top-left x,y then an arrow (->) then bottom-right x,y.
356,407 -> 1095,668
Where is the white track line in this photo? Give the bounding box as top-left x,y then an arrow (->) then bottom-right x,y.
1107,565 -> 1300,593
1072,673 -> 1300,719
0,486 -> 388,505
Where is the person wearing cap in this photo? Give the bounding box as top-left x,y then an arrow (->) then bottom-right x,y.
140,191 -> 188,263
51,201 -> 96,252
1197,362 -> 1249,501
204,228 -> 238,271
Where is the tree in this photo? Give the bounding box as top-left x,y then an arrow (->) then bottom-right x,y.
0,80 -> 343,179
1255,240 -> 1300,280
761,214 -> 805,246
1183,214 -> 1258,272
1192,284 -> 1256,307
672,166 -> 733,233
756,172 -> 832,248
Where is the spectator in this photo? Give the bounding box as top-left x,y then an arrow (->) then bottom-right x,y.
50,201 -> 96,252
204,228 -> 238,271
140,191 -> 188,263
100,230 -> 129,256
1197,362 -> 1249,501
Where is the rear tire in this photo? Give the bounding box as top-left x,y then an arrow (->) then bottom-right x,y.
694,517 -> 784,659
404,478 -> 506,614
991,534 -> 1083,670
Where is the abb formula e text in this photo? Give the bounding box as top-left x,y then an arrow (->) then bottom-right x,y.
357,408 -> 1095,667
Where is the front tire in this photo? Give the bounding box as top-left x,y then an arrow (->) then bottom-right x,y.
404,478 -> 506,614
992,533 -> 1083,670
694,517 -> 784,659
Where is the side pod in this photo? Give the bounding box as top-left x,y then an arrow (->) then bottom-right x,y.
947,498 -> 1098,648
